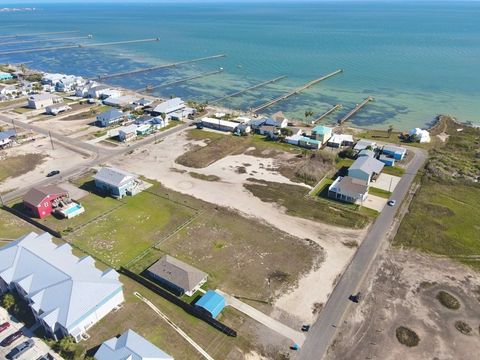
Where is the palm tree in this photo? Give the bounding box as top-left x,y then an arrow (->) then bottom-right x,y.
304,110 -> 314,122
2,293 -> 15,311
387,125 -> 394,138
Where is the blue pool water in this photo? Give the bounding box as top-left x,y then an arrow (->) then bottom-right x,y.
0,1 -> 479,129
63,204 -> 83,215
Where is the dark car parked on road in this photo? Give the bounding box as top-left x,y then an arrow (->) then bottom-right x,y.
6,339 -> 34,359
1,330 -> 23,347
0,321 -> 11,333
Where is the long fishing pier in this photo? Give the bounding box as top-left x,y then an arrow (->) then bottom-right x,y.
210,75 -> 287,104
312,104 -> 342,124
137,69 -> 224,93
252,69 -> 343,113
338,96 -> 374,124
97,54 -> 226,80
0,30 -> 79,40
0,35 -> 92,46
0,38 -> 160,56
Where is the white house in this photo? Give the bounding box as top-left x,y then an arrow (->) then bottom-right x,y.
152,98 -> 185,117
353,139 -> 377,152
271,111 -> 289,128
118,124 -> 138,142
46,104 -> 71,116
94,329 -> 173,360
328,176 -> 369,203
327,134 -> 354,148
200,117 -> 238,132
0,232 -> 124,342
348,156 -> 385,183
409,128 -> 431,143
28,93 -> 63,109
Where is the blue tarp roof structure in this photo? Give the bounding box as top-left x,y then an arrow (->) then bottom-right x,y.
195,290 -> 225,318
0,130 -> 16,141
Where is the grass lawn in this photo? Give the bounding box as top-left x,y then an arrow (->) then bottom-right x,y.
0,98 -> 26,109
369,186 -> 392,199
67,187 -> 197,268
394,182 -> 480,270
12,106 -> 34,114
159,206 -> 324,304
0,153 -> 47,183
355,129 -> 434,149
245,179 -> 373,229
0,209 -> 37,239
176,129 -> 301,168
382,166 -> 405,177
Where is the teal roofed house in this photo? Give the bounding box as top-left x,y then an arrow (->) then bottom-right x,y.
0,72 -> 13,81
195,290 -> 225,318
311,125 -> 333,144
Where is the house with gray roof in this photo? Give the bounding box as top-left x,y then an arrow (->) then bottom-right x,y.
94,167 -> 139,198
152,98 -> 185,117
96,109 -> 124,127
146,255 -> 207,297
0,232 -> 124,342
353,139 -> 377,153
348,156 -> 384,183
357,149 -> 375,158
328,176 -> 369,203
94,329 -> 173,360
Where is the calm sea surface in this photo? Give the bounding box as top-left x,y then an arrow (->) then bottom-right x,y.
1,1 -> 479,129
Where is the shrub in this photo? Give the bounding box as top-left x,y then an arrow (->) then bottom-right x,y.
455,321 -> 472,335
436,291 -> 460,310
396,326 -> 420,347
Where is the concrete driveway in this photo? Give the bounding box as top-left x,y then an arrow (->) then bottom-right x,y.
0,308 -> 60,360
371,173 -> 401,192
361,194 -> 388,212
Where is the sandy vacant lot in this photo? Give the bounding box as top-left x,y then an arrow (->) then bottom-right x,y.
110,130 -> 367,323
0,136 -> 90,194
327,250 -> 480,360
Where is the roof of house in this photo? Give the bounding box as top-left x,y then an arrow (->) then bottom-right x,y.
153,98 -> 184,114
23,185 -> 68,207
382,144 -> 407,154
328,134 -> 354,144
329,176 -> 369,198
250,119 -> 266,127
349,156 -> 384,176
97,109 -> 124,121
119,124 -> 138,135
271,111 -> 287,121
357,149 -> 375,158
201,117 -> 238,129
312,125 -> 333,135
94,329 -> 173,360
259,125 -> 277,132
379,154 -> 395,162
0,232 -> 122,332
353,139 -> 376,151
298,136 -> 320,145
195,290 -> 225,318
0,130 -> 16,141
94,167 -> 137,187
29,93 -> 59,101
147,255 -> 207,293
134,97 -> 153,106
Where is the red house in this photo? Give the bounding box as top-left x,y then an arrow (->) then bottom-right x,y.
23,185 -> 69,219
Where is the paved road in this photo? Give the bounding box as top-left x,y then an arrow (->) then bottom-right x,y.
0,112 -> 190,202
216,290 -> 306,345
298,146 -> 427,360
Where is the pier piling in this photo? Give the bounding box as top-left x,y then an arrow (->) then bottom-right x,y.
338,96 -> 374,124
312,104 -> 342,124
252,69 -> 343,113
136,69 -> 224,93
0,30 -> 79,40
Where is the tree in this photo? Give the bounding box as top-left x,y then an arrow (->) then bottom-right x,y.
304,110 -> 314,122
387,125 -> 394,138
56,336 -> 75,354
2,293 -> 15,311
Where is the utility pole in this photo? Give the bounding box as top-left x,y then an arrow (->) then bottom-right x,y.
11,119 -> 17,134
49,131 -> 55,150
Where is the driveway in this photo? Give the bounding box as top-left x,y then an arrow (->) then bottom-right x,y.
360,194 -> 388,212
0,308 -> 61,360
371,173 -> 401,192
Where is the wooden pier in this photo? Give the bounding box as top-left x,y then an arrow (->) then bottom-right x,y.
338,96 -> 374,124
0,38 -> 160,56
137,69 -> 224,93
312,104 -> 342,124
0,30 -> 79,40
210,75 -> 287,104
252,69 -> 343,113
0,35 -> 92,47
97,54 -> 226,80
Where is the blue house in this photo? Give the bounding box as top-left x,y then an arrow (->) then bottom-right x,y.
0,72 -> 13,81
379,154 -> 395,167
195,290 -> 226,318
96,109 -> 124,127
93,167 -> 139,198
382,145 -> 406,160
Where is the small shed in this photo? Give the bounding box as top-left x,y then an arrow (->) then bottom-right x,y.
379,154 -> 395,167
195,290 -> 226,318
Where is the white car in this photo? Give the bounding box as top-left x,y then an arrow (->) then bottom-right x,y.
388,200 -> 396,206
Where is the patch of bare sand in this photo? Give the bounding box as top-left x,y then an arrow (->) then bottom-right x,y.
110,131 -> 366,323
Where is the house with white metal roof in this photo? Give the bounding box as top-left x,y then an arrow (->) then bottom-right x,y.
0,232 -> 124,342
28,93 -> 63,109
353,139 -> 377,152
94,329 -> 173,360
152,98 -> 185,117
94,167 -> 139,198
327,134 -> 354,148
348,156 -> 384,183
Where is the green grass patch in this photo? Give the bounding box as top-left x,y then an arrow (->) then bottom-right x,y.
245,179 -> 373,229
436,290 -> 460,310
0,153 -> 47,183
369,186 -> 392,199
93,129 -> 108,138
188,172 -> 220,182
12,106 -> 33,114
396,326 -> 420,347
0,98 -> 26,109
0,209 -> 36,239
68,187 -> 197,268
382,166 -> 405,177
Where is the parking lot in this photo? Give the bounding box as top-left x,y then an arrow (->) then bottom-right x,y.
0,308 -> 59,360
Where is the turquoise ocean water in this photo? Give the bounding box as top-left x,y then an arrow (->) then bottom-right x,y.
0,1 -> 479,129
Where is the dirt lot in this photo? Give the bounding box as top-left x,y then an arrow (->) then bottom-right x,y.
327,250 -> 480,360
110,130 -> 367,323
